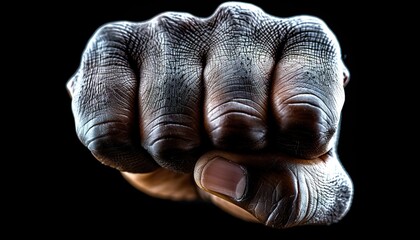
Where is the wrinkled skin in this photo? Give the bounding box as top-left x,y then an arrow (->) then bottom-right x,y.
67,2 -> 353,229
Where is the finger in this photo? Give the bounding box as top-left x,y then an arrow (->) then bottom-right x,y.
138,13 -> 205,173
70,22 -> 158,173
121,170 -> 198,201
271,16 -> 348,159
194,150 -> 353,229
203,4 -> 277,151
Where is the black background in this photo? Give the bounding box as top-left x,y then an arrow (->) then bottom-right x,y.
12,0 -> 407,238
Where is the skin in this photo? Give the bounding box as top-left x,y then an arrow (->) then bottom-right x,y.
67,2 -> 353,229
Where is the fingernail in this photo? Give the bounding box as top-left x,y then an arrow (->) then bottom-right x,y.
200,157 -> 247,200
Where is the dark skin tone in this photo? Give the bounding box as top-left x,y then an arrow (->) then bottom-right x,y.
67,2 -> 353,229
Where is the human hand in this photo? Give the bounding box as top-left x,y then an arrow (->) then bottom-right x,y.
67,1 -> 353,229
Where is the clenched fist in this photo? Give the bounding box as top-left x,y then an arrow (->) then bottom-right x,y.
67,1 -> 353,229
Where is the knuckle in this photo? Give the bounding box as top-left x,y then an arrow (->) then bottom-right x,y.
284,15 -> 340,56
80,21 -> 140,72
79,120 -> 158,172
215,1 -> 264,19
143,120 -> 202,172
92,21 -> 134,43
207,102 -> 267,150
274,96 -> 337,159
288,15 -> 330,36
81,120 -> 131,156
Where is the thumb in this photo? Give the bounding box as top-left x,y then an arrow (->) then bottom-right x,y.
194,150 -> 353,229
